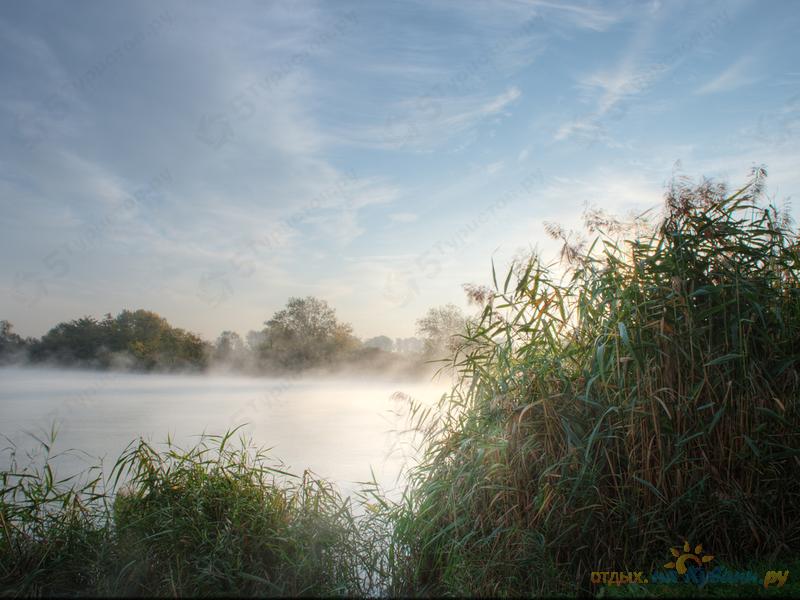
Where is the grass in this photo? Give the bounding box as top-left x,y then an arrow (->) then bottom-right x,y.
1,168 -> 798,597
378,168 -> 800,596
0,428 -> 367,596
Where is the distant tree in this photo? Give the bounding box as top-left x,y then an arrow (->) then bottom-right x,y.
258,297 -> 359,370
213,331 -> 246,369
246,330 -> 266,352
29,309 -> 208,371
416,304 -> 467,358
106,310 -> 208,370
0,320 -> 27,363
394,337 -> 424,354
364,335 -> 394,352
29,316 -> 107,364
214,331 -> 243,358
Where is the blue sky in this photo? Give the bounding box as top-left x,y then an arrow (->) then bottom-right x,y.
2,0 -> 799,341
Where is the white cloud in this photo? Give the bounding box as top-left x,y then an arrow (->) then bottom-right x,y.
581,64 -> 659,115
534,1 -> 622,32
556,8 -> 667,146
456,1 -> 623,33
485,161 -> 505,175
555,58 -> 655,144
696,56 -> 758,95
555,118 -> 602,142
552,5 -> 735,146
389,212 -> 418,223
341,86 -> 523,151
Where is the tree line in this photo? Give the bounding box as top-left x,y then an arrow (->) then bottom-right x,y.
0,298 -> 468,375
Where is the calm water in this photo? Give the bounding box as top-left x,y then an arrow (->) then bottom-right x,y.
0,366 -> 449,497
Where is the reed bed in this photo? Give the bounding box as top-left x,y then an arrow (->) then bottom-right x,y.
0,428 -> 366,596
380,169 -> 800,596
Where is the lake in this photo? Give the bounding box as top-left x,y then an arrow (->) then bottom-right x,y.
0,366 -> 450,498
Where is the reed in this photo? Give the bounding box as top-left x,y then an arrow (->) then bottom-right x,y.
0,428 -> 365,596
381,168 -> 800,595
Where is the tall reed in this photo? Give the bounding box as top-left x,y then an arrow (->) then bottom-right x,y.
0,429 -> 366,596
382,169 -> 800,595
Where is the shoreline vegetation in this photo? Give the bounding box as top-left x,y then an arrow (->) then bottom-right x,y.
1,299 -> 470,380
2,169 -> 799,596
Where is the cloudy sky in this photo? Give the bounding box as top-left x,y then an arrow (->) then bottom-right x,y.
2,0 -> 799,341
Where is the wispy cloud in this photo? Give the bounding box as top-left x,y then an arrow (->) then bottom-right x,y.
555,3 -> 732,146
389,212 -> 418,223
696,56 -> 758,95
485,160 -> 505,175
2,0 -> 799,342
455,1 -> 623,33
534,1 -> 622,31
342,86 -> 523,151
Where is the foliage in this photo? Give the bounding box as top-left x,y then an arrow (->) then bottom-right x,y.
256,297 -> 361,370
0,431 -> 366,597
1,299 -> 436,376
27,309 -> 208,371
394,337 -> 425,355
381,169 -> 800,596
0,321 -> 28,364
0,430 -> 111,595
415,304 -> 468,358
364,335 -> 394,352
212,330 -> 248,370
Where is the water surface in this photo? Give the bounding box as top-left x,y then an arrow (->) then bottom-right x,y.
0,366 -> 449,497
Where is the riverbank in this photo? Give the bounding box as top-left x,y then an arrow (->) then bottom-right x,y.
3,175 -> 798,597
1,431 -> 797,597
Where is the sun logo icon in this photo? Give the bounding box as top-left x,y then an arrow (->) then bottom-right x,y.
664,541 -> 714,574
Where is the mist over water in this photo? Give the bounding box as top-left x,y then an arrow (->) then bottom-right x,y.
0,366 -> 449,497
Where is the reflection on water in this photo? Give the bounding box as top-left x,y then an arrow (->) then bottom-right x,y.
0,366 -> 449,498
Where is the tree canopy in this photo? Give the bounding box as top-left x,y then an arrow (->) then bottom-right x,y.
256,297 -> 359,369
364,335 -> 394,352
1,299 -> 440,376
28,309 -> 208,371
416,304 -> 468,358
0,320 -> 27,364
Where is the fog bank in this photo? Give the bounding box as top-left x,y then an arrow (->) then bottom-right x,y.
0,366 -> 450,497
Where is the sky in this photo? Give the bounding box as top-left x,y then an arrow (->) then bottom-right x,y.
2,0 -> 799,342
